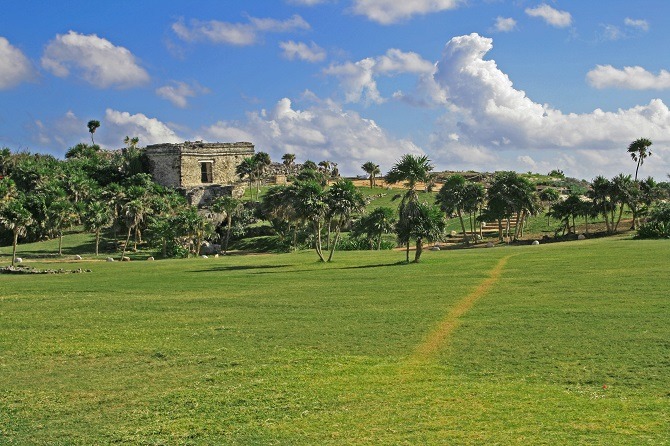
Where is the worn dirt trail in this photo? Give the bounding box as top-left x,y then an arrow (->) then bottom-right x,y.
402,254 -> 514,372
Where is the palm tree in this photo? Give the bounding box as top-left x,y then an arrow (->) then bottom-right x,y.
292,180 -> 328,262
539,187 -> 560,227
236,157 -> 258,200
83,199 -> 114,256
324,179 -> 365,261
0,197 -> 33,266
353,206 -> 396,250
436,175 -> 470,244
120,198 -> 150,259
396,200 -> 445,263
385,154 -> 433,192
361,161 -> 381,188
588,176 -> 616,234
253,152 -> 272,198
386,154 -> 434,262
281,153 -> 296,174
628,138 -> 652,182
212,196 -> 242,254
46,197 -> 76,256
87,120 -> 100,145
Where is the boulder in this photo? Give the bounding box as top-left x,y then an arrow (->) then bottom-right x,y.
485,242 -> 495,248
430,246 -> 441,251
201,255 -> 208,259
147,256 -> 155,261
15,257 -> 22,263
74,255 -> 82,260
121,256 -> 131,262
106,257 -> 114,262
531,240 -> 540,245
578,234 -> 586,240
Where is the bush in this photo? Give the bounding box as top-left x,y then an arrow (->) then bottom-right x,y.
335,235 -> 395,251
637,203 -> 670,239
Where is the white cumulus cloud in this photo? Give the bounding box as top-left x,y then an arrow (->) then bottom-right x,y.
493,17 -> 517,33
172,15 -> 310,46
0,37 -> 35,90
280,41 -> 326,62
324,48 -> 435,104
525,4 -> 572,28
104,109 -> 182,146
200,95 -> 424,174
351,0 -> 462,25
425,33 -> 670,178
156,81 -> 210,108
587,65 -> 670,90
41,31 -> 149,89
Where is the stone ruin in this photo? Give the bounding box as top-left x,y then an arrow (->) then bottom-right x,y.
144,141 -> 255,207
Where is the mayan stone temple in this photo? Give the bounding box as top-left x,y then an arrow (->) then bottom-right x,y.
144,141 -> 255,206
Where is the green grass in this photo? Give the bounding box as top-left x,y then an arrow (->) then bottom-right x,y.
2,235 -> 669,444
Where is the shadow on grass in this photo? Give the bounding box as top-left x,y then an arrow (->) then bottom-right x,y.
188,264 -> 292,273
334,261 -> 408,270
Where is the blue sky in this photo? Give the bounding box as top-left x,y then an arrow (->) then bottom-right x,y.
1,0 -> 669,180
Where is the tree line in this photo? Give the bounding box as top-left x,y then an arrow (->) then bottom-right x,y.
2,137 -> 669,266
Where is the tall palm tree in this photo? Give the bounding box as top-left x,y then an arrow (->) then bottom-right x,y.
0,197 -> 33,266
361,161 -> 381,188
236,157 -> 258,200
385,154 -> 433,192
83,199 -> 114,256
292,180 -> 328,262
87,120 -> 100,145
324,179 -> 365,261
120,198 -> 149,259
386,154 -> 435,262
628,138 -> 652,182
436,175 -> 470,244
212,196 -> 242,254
281,153 -> 296,174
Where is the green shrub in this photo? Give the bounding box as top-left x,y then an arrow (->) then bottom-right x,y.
637,202 -> 670,239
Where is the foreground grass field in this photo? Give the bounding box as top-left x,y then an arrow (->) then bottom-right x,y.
1,237 -> 669,444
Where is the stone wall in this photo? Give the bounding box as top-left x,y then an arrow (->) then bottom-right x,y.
145,141 -> 255,188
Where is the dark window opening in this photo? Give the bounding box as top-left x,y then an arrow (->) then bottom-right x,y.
200,162 -> 213,183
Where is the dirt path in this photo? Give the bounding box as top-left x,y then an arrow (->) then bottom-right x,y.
404,254 -> 514,369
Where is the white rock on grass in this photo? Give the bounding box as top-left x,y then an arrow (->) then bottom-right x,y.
15,257 -> 23,263
106,257 -> 114,262
74,255 -> 82,260
147,256 -> 155,261
578,234 -> 586,240
430,246 -> 441,251
531,240 -> 540,245
485,242 -> 495,248
201,255 -> 208,259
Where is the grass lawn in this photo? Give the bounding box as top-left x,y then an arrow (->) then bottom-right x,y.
1,236 -> 669,444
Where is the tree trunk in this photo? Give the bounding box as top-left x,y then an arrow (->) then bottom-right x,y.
224,216 -> 232,254
121,226 -> 132,260
377,233 -> 382,250
414,237 -> 423,263
457,209 -> 469,245
314,221 -> 325,262
497,219 -> 503,241
513,211 -> 522,240
327,225 -> 341,262
11,231 -> 18,266
95,229 -> 100,256
615,204 -> 624,231
58,233 -> 63,256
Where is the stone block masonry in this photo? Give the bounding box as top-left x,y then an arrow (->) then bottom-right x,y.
144,141 -> 255,206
